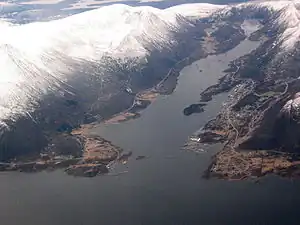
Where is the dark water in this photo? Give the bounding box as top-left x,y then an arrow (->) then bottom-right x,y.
1,39 -> 300,225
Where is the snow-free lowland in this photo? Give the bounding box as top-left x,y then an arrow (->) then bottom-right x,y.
0,0 -> 300,127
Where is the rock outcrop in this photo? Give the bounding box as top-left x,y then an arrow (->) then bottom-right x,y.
274,93 -> 300,151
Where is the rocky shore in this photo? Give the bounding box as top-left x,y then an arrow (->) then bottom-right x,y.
185,26 -> 300,180
204,148 -> 300,180
102,22 -> 246,125
0,18 -> 248,177
183,103 -> 206,116
0,126 -> 124,177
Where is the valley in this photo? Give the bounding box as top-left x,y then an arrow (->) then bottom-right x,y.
0,5 -> 248,176
3,2 -> 300,224
4,1 -> 300,181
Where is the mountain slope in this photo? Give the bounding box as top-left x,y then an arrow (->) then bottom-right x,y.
4,1 -> 300,127
218,1 -> 300,51
2,1 -> 300,163
189,1 -> 300,179
0,3 -> 218,160
0,4 -> 197,124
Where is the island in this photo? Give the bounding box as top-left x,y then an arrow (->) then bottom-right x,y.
0,12 -> 248,177
183,103 -> 206,116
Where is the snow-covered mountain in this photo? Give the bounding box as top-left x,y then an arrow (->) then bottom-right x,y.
0,3 -> 222,125
218,0 -> 300,51
1,0 -> 300,160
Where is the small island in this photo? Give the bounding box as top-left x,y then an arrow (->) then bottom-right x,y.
183,103 -> 206,116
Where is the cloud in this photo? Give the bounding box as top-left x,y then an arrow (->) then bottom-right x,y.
62,0 -> 167,10
19,0 -> 66,5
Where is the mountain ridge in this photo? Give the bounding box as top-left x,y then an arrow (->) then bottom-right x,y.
1,1 -> 300,168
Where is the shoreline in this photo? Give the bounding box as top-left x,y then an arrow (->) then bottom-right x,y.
102,57 -> 190,125
0,55 -> 192,177
194,54 -> 300,180
0,51 -> 221,176
0,21 -> 248,177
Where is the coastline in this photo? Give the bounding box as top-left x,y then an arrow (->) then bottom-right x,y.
0,20 -> 248,177
194,42 -> 300,180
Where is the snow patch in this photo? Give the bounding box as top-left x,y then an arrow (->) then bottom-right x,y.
0,3 -> 198,124
1,1 -> 300,126
234,1 -> 300,50
167,3 -> 224,19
